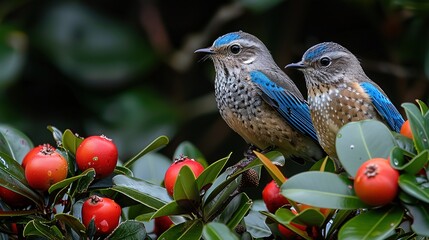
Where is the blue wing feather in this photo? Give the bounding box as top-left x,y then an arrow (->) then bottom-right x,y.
250,71 -> 319,141
360,82 -> 404,132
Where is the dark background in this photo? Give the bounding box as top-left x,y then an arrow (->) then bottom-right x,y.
1,0 -> 428,170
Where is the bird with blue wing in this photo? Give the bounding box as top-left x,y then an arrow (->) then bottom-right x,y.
286,42 -> 404,163
194,31 -> 325,167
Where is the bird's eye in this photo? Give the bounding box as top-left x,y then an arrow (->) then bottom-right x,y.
320,57 -> 331,67
229,44 -> 241,54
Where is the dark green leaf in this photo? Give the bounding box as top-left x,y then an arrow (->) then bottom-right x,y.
112,175 -> 170,210
398,174 -> 429,203
417,99 -> 429,115
23,220 -> 64,239
0,124 -> 33,164
217,193 -> 252,229
150,200 -> 190,219
326,210 -> 355,239
336,120 -> 397,177
402,103 -> 429,153
309,157 -> 336,172
54,213 -> 86,238
196,155 -> 229,192
158,219 -> 203,240
173,166 -> 200,203
282,171 -> 368,209
107,220 -> 148,240
61,129 -> 83,155
243,210 -> 271,238
338,206 -> 404,240
173,141 -> 208,167
294,208 -> 326,227
390,148 -> 427,175
49,168 -> 95,194
46,125 -> 63,146
403,203 -> 429,236
130,152 -> 171,185
202,222 -> 239,240
123,135 -> 169,168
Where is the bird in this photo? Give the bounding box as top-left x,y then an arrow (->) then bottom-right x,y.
194,31 -> 325,166
286,41 -> 404,162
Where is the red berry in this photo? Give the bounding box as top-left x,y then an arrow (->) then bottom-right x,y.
76,135 -> 118,179
164,156 -> 205,196
262,180 -> 289,213
82,195 -> 121,235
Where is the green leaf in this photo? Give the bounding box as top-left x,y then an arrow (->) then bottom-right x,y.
54,213 -> 86,238
112,175 -> 170,210
336,120 -> 397,177
217,193 -> 252,229
282,171 -> 368,209
0,124 -> 33,164
23,220 -> 64,239
61,129 -> 83,155
123,135 -> 169,168
173,141 -> 208,167
398,174 -> 429,203
390,148 -> 427,175
309,157 -> 336,172
338,206 -> 404,240
49,168 -> 95,194
150,200 -> 190,220
202,222 -> 239,240
416,99 -> 429,115
158,219 -> 203,240
196,155 -> 229,192
173,166 -> 200,203
294,208 -> 326,227
107,220 -> 148,240
243,210 -> 271,238
402,102 -> 429,153
403,203 -> 429,236
326,210 -> 354,239
130,152 -> 171,185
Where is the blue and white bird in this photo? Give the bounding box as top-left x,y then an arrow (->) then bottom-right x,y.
195,31 -> 325,163
286,42 -> 404,160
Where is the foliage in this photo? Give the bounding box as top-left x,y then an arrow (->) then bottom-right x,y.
0,101 -> 428,239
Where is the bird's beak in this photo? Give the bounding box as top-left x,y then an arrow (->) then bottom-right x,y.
194,47 -> 214,54
285,61 -> 306,70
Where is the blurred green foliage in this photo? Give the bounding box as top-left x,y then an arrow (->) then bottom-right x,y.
0,0 -> 428,167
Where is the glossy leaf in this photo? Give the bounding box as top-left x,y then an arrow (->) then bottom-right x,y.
0,124 -> 33,163
61,129 -> 83,155
294,208 -> 326,227
130,152 -> 171,185
217,192 -> 252,229
112,175 -> 171,210
403,203 -> 429,236
416,99 -> 429,115
326,210 -> 354,239
54,213 -> 86,238
202,222 -> 239,240
309,156 -> 336,172
196,155 -> 229,192
243,210 -> 271,238
173,166 -> 199,203
150,200 -> 190,220
107,220 -> 148,240
338,206 -> 404,240
123,135 -> 169,168
336,120 -> 397,177
49,168 -> 95,194
173,141 -> 208,167
23,220 -> 63,239
402,103 -> 429,153
398,174 -> 429,203
282,171 -> 368,209
158,219 -> 203,240
390,147 -> 427,175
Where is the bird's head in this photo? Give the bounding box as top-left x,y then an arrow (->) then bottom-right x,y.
194,31 -> 274,68
286,42 -> 363,85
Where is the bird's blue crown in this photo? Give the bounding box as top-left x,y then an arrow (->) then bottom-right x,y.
304,44 -> 328,62
214,33 -> 241,47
